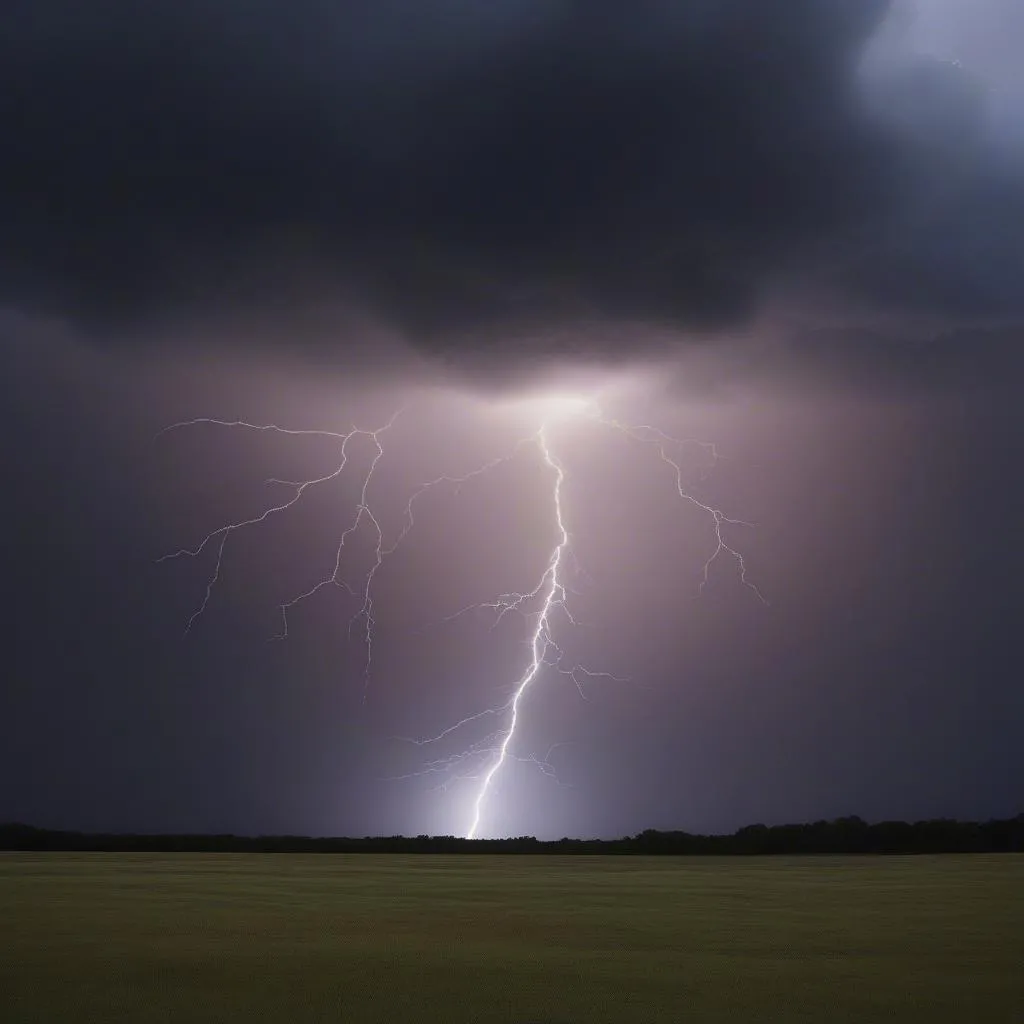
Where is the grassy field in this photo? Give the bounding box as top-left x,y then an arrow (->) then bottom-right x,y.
1,853 -> 1021,1023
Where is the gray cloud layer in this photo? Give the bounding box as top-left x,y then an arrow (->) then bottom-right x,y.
2,1 -> 1021,367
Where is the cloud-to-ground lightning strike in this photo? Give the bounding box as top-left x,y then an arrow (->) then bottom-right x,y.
157,397 -> 766,837
465,423 -> 567,838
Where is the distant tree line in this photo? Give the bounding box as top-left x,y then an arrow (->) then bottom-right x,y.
2,815 -> 1022,854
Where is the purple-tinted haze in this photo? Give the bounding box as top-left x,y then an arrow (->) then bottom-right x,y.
1,322 -> 1020,839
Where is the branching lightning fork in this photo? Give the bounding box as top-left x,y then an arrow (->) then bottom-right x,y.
158,398 -> 765,837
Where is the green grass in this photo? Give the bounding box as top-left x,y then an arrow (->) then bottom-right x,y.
1,853 -> 1022,1023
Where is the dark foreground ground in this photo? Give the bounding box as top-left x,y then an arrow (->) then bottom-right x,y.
2,853 -> 1021,1023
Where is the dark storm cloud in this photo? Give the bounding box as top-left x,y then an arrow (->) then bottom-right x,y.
2,0 -> 1022,365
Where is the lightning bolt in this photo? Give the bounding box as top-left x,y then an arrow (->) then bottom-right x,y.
464,423 -> 567,839
157,398 -> 765,837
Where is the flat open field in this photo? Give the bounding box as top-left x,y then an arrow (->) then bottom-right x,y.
2,853 -> 1021,1023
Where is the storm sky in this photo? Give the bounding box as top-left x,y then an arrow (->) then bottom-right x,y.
1,1 -> 1022,838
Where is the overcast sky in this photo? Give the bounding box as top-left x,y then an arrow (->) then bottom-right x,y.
1,1 -> 1022,839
